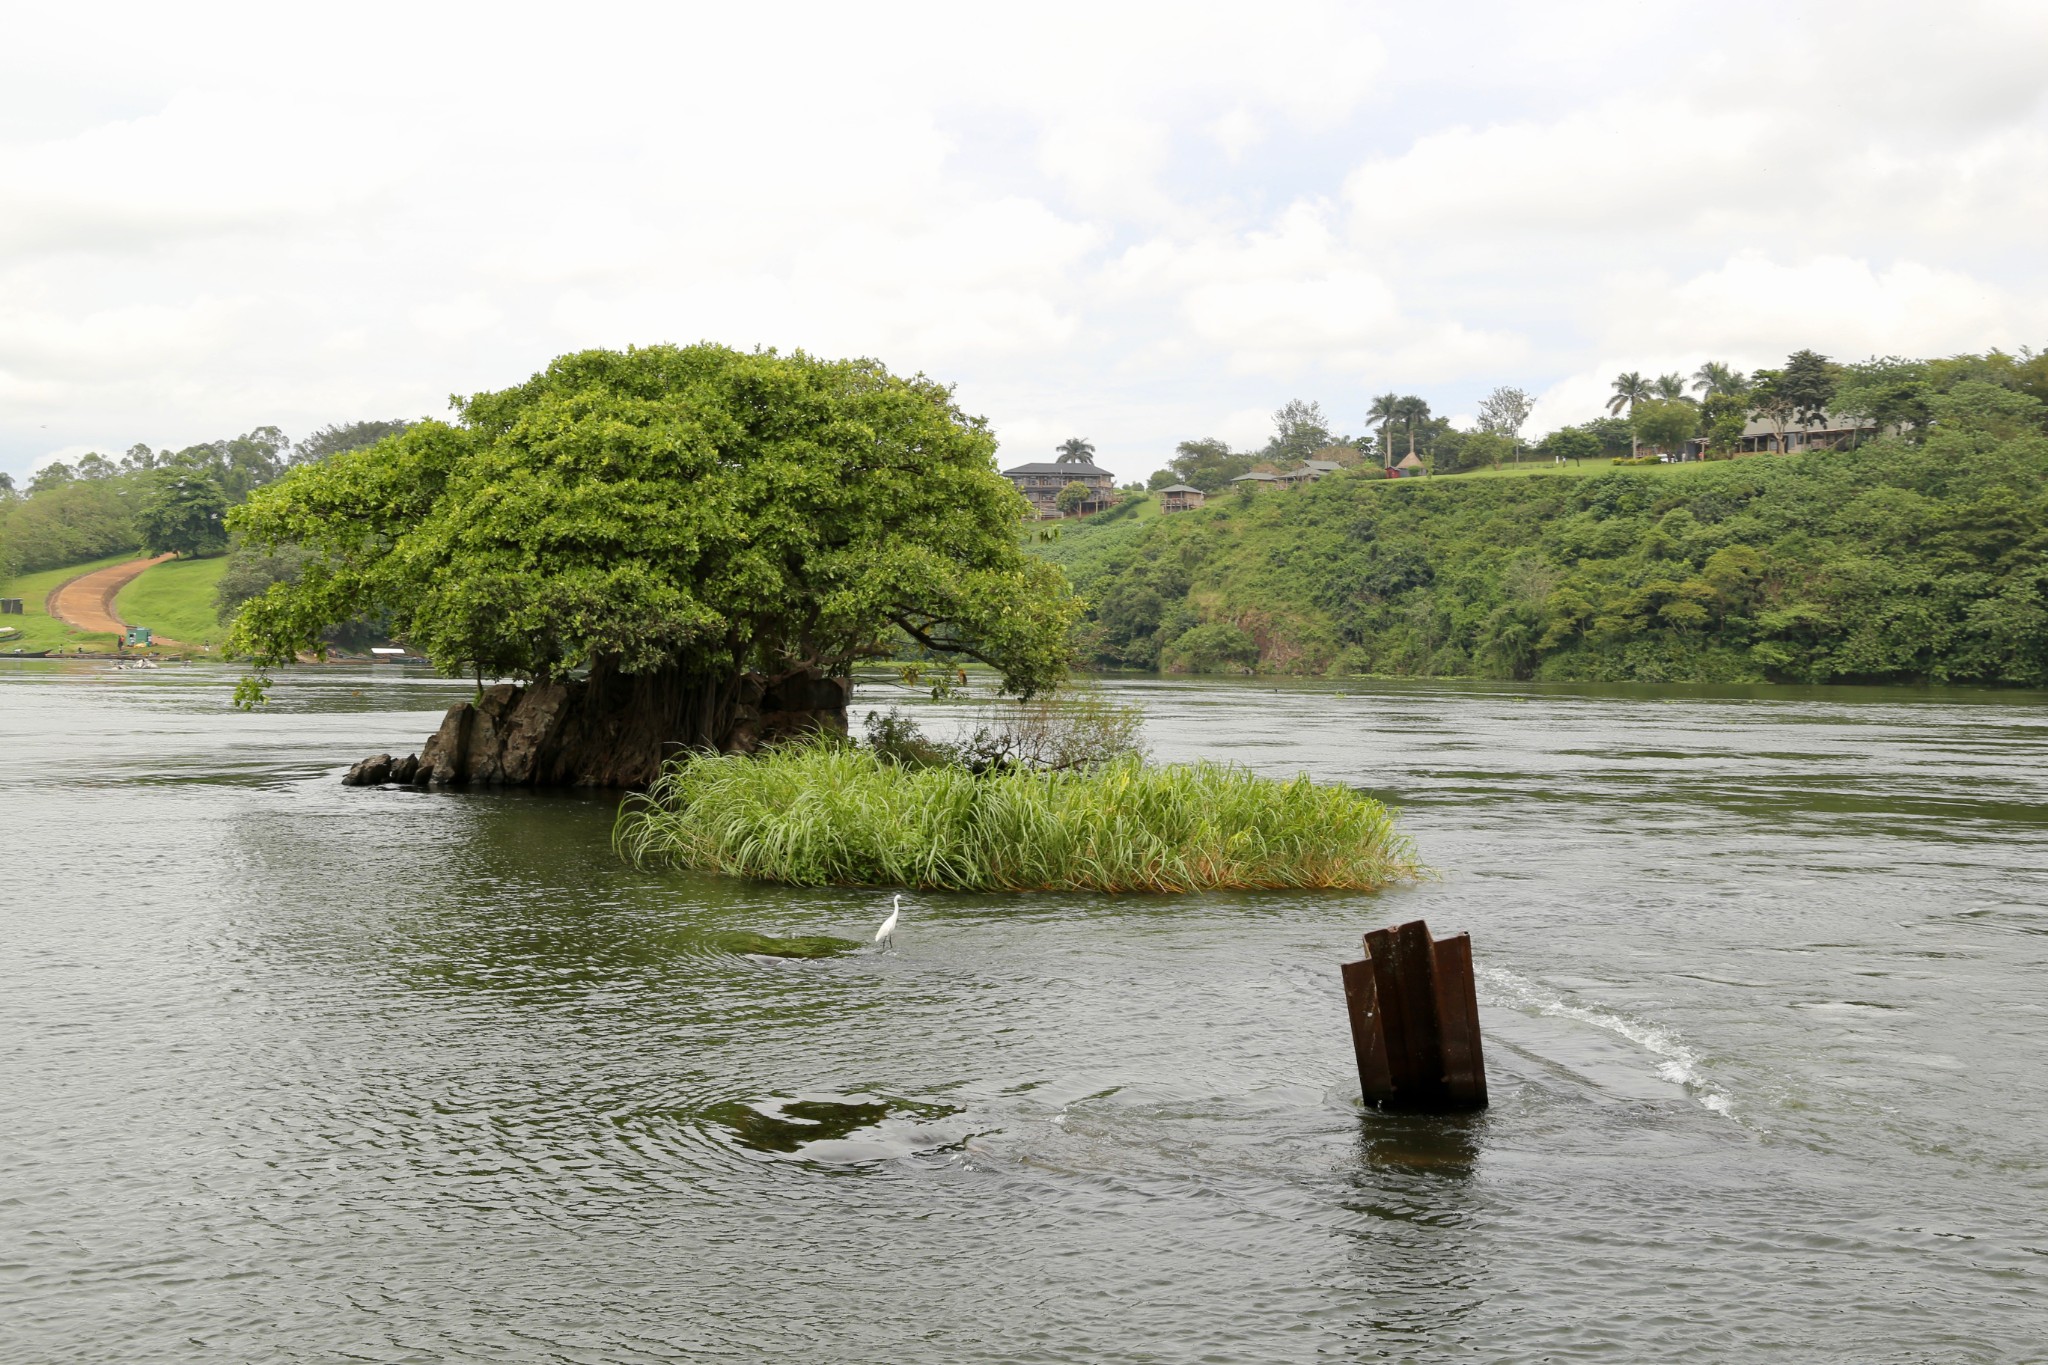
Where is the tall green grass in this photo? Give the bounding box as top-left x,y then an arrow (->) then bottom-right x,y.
614,746 -> 1418,893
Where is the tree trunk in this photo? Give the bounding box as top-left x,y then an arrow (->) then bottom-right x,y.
346,663 -> 850,790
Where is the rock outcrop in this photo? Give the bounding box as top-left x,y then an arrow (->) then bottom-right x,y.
343,667 -> 849,790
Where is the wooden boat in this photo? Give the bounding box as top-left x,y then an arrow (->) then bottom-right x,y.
4,649 -> 51,658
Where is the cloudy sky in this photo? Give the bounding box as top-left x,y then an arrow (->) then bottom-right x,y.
4,1 -> 2045,486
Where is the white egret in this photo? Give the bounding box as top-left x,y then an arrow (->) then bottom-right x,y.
874,894 -> 901,948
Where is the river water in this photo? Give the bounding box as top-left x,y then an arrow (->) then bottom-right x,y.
2,663 -> 2044,1363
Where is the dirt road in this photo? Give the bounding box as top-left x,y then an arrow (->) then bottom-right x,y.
48,554 -> 175,637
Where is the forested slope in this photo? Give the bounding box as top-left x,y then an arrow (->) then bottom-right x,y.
1043,429 -> 2048,686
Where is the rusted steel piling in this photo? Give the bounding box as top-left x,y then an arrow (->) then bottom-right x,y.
1342,919 -> 1488,1111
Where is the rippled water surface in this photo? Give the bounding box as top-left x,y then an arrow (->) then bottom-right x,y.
3,663 -> 2045,1362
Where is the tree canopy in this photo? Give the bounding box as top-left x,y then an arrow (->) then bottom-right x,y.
138,469 -> 229,557
225,344 -> 1079,696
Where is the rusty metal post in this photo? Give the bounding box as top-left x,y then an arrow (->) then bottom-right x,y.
1342,919 -> 1487,1111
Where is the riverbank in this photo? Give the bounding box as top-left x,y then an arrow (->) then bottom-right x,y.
1042,431 -> 2048,686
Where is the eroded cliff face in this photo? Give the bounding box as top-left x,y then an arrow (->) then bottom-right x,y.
343,668 -> 849,790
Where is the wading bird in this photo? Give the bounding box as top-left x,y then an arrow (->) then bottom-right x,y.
875,895 -> 901,948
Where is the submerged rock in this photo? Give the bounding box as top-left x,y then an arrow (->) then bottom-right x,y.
342,753 -> 392,786
341,751 -> 424,787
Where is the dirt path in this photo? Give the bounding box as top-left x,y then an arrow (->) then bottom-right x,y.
48,554 -> 176,637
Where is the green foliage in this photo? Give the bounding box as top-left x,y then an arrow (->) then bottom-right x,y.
1055,480 -> 1092,514
226,344 -> 1080,695
1692,361 -> 1749,398
1607,371 -> 1651,417
1476,386 -> 1534,445
1834,356 -> 1933,437
0,472 -> 142,575
1929,381 -> 2046,438
1445,430 -> 1515,473
1049,427 -> 2048,686
1582,415 -> 1635,456
0,424 -> 318,577
1264,399 -> 1335,465
137,470 -> 229,557
614,745 -> 1418,893
1153,437 -> 1253,492
294,419 -> 414,466
1162,622 -> 1259,673
215,542 -> 314,621
1704,413 -> 1747,456
1779,348 -> 1838,428
1631,399 -> 1700,452
1538,427 -> 1602,463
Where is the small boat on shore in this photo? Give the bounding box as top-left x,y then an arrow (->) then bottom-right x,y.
4,649 -> 52,658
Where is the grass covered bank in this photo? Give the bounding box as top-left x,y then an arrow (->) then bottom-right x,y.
113,554 -> 231,647
0,552 -> 138,652
1043,428 -> 2048,685
615,746 -> 1417,893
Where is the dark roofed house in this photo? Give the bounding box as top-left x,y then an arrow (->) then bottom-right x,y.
1157,483 -> 1206,513
1001,459 -> 1117,518
1276,459 -> 1344,487
1686,411 -> 1881,457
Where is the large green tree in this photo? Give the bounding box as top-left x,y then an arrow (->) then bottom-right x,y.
1630,399 -> 1700,455
1152,437 -> 1252,492
138,469 -> 229,557
1779,349 -> 1838,432
228,344 -> 1079,727
1262,399 -> 1334,466
1476,386 -> 1534,460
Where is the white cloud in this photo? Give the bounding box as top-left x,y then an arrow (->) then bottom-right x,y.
1,2 -> 2045,487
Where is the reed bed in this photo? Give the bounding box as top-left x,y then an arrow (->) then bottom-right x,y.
614,746 -> 1419,893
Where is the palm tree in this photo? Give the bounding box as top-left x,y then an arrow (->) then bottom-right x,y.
1653,372 -> 1693,402
1691,361 -> 1748,398
1393,395 -> 1432,462
1607,372 -> 1650,416
1608,372 -> 1651,458
1054,438 -> 1096,464
1366,392 -> 1401,467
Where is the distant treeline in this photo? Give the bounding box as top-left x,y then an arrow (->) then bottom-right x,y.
1042,394 -> 2048,687
1138,345 -> 2048,486
0,420 -> 408,582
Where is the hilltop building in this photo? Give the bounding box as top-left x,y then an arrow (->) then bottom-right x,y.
1157,483 -> 1206,513
1231,459 -> 1346,490
1001,458 -> 1116,518
1687,413 -> 1882,457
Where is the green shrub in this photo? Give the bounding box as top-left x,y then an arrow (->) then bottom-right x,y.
614,745 -> 1417,893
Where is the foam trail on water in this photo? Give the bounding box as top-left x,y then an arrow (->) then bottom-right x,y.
1478,965 -> 1736,1118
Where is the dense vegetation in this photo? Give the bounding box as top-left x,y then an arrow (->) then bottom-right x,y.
1046,418 -> 2048,686
615,744 -> 1416,893
229,345 -> 1078,721
0,421 -> 408,580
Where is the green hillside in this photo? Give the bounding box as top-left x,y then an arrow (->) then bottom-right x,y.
1044,428 -> 2048,686
0,553 -> 138,653
115,554 -> 233,648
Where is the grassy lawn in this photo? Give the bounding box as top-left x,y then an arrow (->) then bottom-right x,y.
114,554 -> 233,648
0,552 -> 138,653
